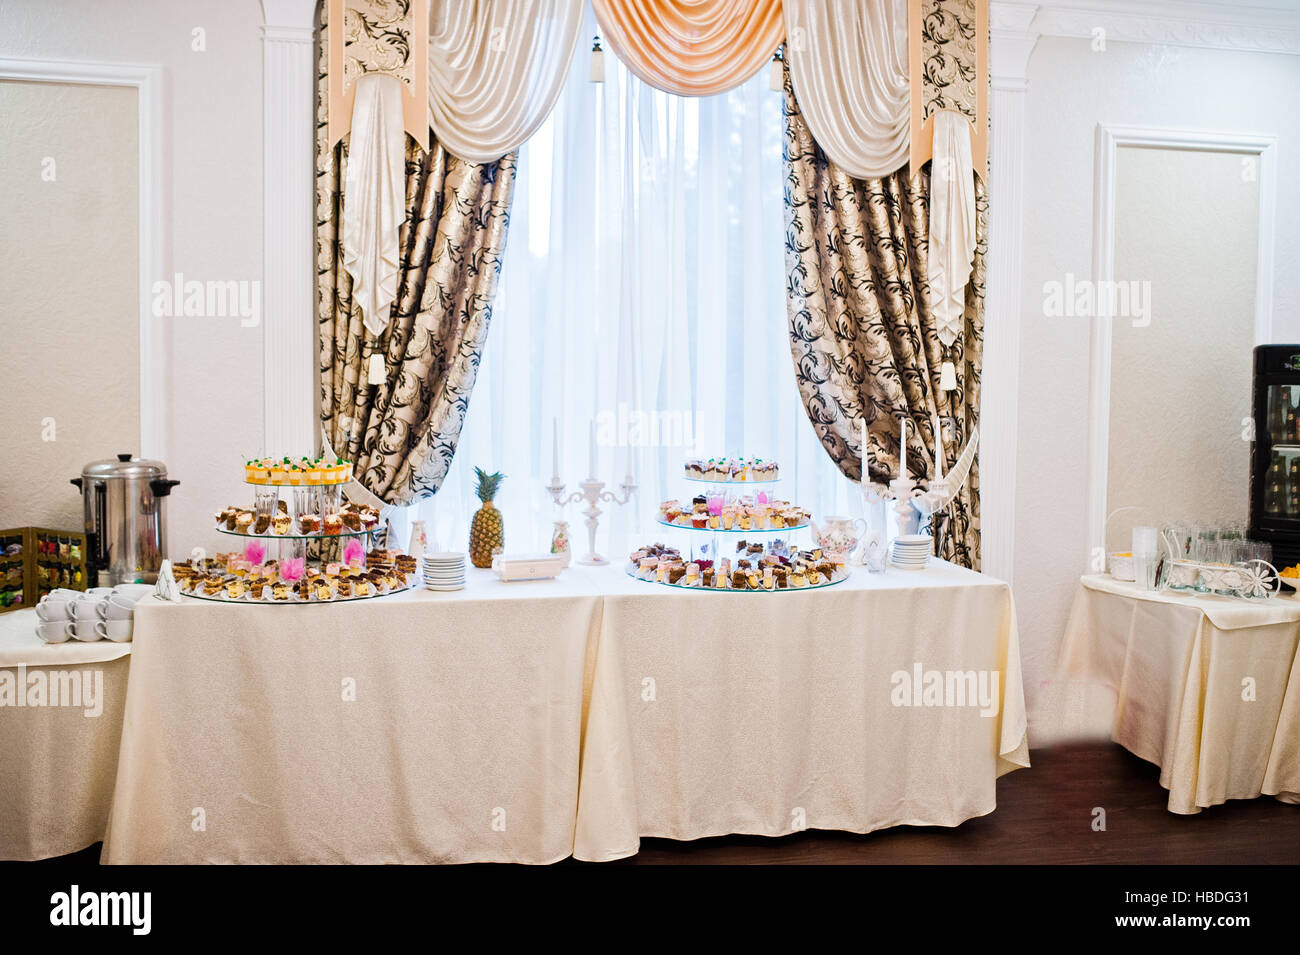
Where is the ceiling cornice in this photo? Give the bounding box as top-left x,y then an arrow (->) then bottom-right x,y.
992,0 -> 1300,56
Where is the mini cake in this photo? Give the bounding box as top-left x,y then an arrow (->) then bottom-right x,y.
253,514 -> 271,535
233,512 -> 252,533
323,514 -> 343,535
271,582 -> 289,600
298,514 -> 321,534
272,514 -> 291,536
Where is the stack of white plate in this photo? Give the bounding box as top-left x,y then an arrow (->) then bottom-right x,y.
423,552 -> 467,591
890,535 -> 932,571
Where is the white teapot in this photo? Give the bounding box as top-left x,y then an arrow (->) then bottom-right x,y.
810,515 -> 868,561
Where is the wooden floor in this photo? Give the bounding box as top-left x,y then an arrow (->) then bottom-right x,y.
576,742 -> 1300,865
21,742 -> 1300,866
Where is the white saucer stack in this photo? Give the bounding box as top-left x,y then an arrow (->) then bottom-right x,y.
890,535 -> 932,571
423,552 -> 467,591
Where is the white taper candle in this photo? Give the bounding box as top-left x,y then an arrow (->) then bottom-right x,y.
932,412 -> 942,478
898,415 -> 908,481
552,418 -> 559,482
860,418 -> 868,486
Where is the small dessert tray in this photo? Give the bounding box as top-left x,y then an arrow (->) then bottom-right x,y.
656,518 -> 809,534
624,562 -> 848,593
682,476 -> 781,485
184,577 -> 413,604
214,524 -> 377,540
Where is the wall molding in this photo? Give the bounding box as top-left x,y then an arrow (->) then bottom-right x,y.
1086,123 -> 1278,556
261,0 -> 318,456
0,56 -> 165,462
995,0 -> 1300,56
979,4 -> 1039,585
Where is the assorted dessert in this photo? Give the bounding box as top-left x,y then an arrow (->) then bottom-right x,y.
214,499 -> 380,537
684,457 -> 778,482
627,540 -> 846,590
173,549 -> 418,602
244,456 -> 353,486
656,495 -> 810,531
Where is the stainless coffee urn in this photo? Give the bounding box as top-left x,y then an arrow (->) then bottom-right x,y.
70,454 -> 180,586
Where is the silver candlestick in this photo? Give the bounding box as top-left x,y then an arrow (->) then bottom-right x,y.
547,473 -> 637,565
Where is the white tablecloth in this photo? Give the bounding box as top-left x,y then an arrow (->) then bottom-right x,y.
97,561 -> 1028,864
1058,575 -> 1300,813
102,582 -> 602,864
0,609 -> 131,860
573,560 -> 1028,861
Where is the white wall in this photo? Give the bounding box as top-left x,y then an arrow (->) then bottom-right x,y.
1014,34 -> 1300,736
1107,146 -> 1258,547
0,0 -> 265,555
0,79 -> 140,532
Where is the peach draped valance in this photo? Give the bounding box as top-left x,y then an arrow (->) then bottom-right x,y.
591,0 -> 784,97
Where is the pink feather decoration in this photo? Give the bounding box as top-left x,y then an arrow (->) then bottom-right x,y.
281,557 -> 306,582
243,540 -> 266,564
343,538 -> 365,567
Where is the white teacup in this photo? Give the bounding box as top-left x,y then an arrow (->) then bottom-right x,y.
94,619 -> 133,642
86,587 -> 115,597
36,620 -> 73,644
71,597 -> 107,621
69,618 -> 101,641
104,594 -> 137,619
114,584 -> 154,599
36,600 -> 73,622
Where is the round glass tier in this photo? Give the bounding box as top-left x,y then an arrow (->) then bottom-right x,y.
184,579 -> 413,604
624,563 -> 848,593
656,519 -> 808,534
683,476 -> 780,485
214,524 -> 376,540
243,479 -> 350,487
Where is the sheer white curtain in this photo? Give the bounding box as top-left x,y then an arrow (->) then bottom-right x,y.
395,10 -> 865,558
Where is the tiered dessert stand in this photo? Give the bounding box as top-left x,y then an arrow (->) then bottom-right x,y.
630,460 -> 848,593
185,469 -> 411,604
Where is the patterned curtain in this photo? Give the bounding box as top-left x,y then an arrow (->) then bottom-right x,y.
316,6 -> 517,507
782,67 -> 987,569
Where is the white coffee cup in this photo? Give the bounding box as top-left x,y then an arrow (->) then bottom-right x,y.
114,584 -> 154,599
81,597 -> 108,620
36,620 -> 73,644
94,618 -> 133,642
36,601 -> 73,622
69,597 -> 102,622
70,618 -> 101,641
86,587 -> 115,597
104,594 -> 137,619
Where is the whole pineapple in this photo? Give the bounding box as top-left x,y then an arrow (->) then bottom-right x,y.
469,467 -> 506,567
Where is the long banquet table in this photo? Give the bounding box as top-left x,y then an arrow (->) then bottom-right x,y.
81,559 -> 1025,864
573,561 -> 1027,860
0,609 -> 131,860
1058,574 -> 1300,814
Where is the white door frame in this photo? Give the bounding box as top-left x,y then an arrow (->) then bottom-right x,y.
0,56 -> 165,462
1085,122 -> 1278,558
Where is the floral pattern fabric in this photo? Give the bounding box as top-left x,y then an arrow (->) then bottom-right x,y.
782,65 -> 986,568
317,3 -> 517,507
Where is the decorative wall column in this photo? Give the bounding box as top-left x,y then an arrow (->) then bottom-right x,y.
980,1 -> 1039,584
261,0 -> 317,455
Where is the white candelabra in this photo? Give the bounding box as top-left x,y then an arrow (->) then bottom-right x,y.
546,419 -> 637,565
856,414 -> 978,563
